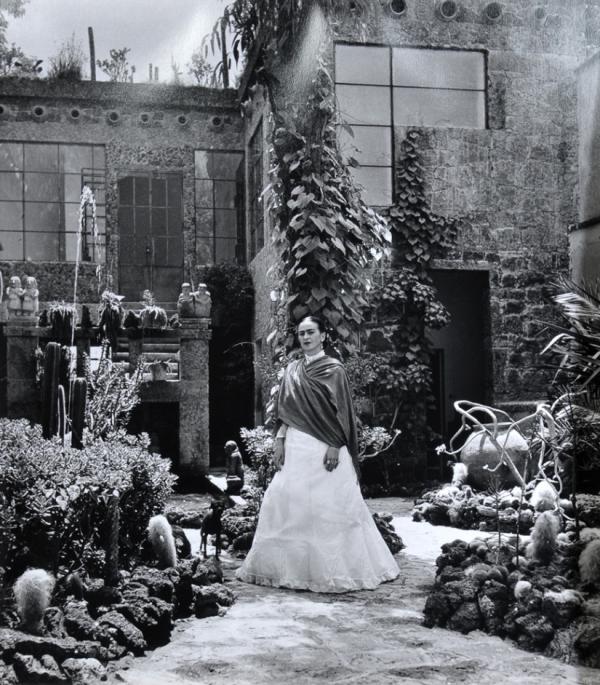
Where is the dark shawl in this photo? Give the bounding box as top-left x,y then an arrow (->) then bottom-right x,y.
276,355 -> 359,475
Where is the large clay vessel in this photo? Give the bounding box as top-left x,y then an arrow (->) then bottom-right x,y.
460,423 -> 529,490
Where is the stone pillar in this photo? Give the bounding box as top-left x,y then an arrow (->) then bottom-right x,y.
178,317 -> 211,477
5,321 -> 41,422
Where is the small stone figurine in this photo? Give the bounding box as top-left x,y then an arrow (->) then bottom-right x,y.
225,440 -> 244,494
177,282 -> 212,318
21,276 -> 39,319
6,276 -> 24,318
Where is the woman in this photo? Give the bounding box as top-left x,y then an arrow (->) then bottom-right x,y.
236,316 -> 399,593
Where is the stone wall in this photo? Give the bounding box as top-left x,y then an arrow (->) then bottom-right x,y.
246,0 -> 600,411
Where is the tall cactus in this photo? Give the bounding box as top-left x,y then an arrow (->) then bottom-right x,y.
69,377 -> 87,449
41,342 -> 61,439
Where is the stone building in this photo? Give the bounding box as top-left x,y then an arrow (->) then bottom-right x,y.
0,0 -> 599,477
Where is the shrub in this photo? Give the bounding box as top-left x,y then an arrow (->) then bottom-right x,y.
0,419 -> 176,581
239,426 -> 277,491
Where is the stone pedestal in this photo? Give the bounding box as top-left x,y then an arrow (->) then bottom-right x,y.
178,317 -> 211,477
5,321 -> 41,422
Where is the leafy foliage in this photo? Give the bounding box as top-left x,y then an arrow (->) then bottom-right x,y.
96,47 -> 135,83
0,419 -> 176,581
47,34 -> 85,80
239,425 -> 277,490
187,48 -> 212,86
83,348 -> 144,441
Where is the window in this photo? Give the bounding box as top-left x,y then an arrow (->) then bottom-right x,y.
247,122 -> 264,260
194,150 -> 244,265
0,142 -> 106,261
335,44 -> 486,206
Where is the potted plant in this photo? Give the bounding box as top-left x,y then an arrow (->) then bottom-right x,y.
48,301 -> 76,345
97,290 -> 124,351
146,359 -> 171,381
140,290 -> 168,330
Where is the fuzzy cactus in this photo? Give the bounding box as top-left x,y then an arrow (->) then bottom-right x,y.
13,569 -> 55,634
148,514 -> 178,568
530,480 -> 558,512
579,539 -> 600,586
527,511 -> 560,564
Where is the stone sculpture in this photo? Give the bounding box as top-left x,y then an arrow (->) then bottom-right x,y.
177,282 -> 211,318
6,276 -> 24,318
21,276 -> 39,318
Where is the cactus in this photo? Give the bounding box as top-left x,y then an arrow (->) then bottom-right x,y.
41,342 -> 61,438
57,384 -> 66,444
69,377 -> 87,449
148,515 -> 177,568
13,569 -> 55,634
527,511 -> 560,564
104,492 -> 120,587
579,539 -> 600,586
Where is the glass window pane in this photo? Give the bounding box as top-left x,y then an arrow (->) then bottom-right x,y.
24,172 -> 59,202
152,177 -> 166,207
134,176 -> 150,205
167,176 -> 181,206
215,209 -> 237,239
0,231 -> 23,259
337,125 -> 392,166
215,238 -> 237,262
0,201 -> 22,229
214,180 -> 236,208
25,203 -> 60,231
118,206 -> 134,234
349,166 -> 392,207
118,176 -> 134,205
211,152 -> 243,179
393,48 -> 485,90
195,179 -> 213,208
168,237 -> 183,266
135,207 -> 150,234
167,206 -> 182,234
393,87 -> 486,128
196,208 -> 213,238
25,232 -> 59,260
60,145 -> 93,173
0,171 -> 23,200
63,174 -> 83,202
196,237 -> 213,265
95,217 -> 106,235
92,146 -> 105,170
65,232 -> 80,261
24,144 -> 58,171
194,150 -> 210,177
152,208 -> 167,235
63,203 -> 80,234
0,143 -> 22,171
336,85 -> 391,126
335,44 -> 390,85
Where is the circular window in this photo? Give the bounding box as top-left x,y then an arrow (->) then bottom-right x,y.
484,2 -> 503,21
0,104 -> 6,116
32,105 -> 46,118
390,0 -> 406,15
139,112 -> 151,125
69,108 -> 81,120
438,0 -> 459,20
534,6 -> 546,20
176,113 -> 188,126
211,115 -> 223,128
107,110 -> 120,124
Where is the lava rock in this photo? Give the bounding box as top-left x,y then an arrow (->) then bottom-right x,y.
515,613 -> 555,647
97,611 -> 147,655
12,653 -> 67,683
447,600 -> 482,633
61,657 -> 107,684
44,607 -> 67,639
423,592 -> 452,627
542,589 -> 583,628
192,557 -> 223,585
0,628 -> 109,663
0,662 -> 18,684
84,579 -> 122,609
574,616 -> 600,666
130,566 -> 176,603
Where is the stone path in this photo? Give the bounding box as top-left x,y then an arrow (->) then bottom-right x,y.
109,499 -> 599,685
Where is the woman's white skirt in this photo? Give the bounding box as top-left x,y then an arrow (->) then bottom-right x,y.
236,427 -> 400,593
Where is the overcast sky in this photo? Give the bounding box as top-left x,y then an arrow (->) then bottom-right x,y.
6,0 -> 228,84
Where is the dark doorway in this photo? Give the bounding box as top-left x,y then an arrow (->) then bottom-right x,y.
429,269 -> 491,442
117,173 -> 183,301
128,401 -> 180,470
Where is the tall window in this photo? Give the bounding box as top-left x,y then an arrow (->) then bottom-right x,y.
0,142 -> 106,261
194,150 -> 244,264
335,44 -> 486,206
247,122 -> 264,260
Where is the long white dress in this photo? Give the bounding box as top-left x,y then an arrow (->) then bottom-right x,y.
236,426 -> 400,593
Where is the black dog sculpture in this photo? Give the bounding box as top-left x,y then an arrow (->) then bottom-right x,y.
200,499 -> 226,558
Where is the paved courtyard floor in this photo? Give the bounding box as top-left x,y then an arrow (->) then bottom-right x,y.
109,498 -> 599,685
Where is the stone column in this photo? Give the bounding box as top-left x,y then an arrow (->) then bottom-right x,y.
5,320 -> 41,422
178,317 -> 211,477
